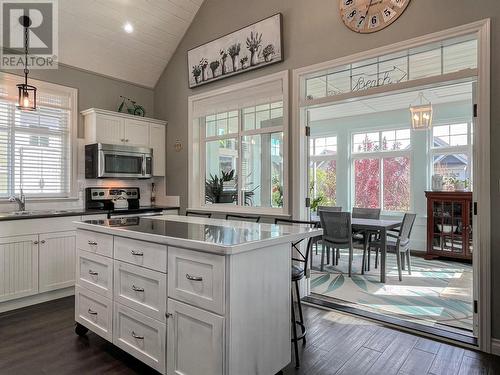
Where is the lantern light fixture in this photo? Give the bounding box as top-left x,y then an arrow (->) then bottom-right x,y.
16,15 -> 37,112
410,92 -> 432,131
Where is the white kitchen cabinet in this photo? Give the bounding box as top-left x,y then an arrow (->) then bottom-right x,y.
82,108 -> 167,175
94,113 -> 123,144
149,123 -> 165,176
0,235 -> 39,302
167,299 -> 224,375
123,118 -> 150,147
39,231 -> 76,292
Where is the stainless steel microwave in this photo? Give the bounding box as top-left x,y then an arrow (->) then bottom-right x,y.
85,143 -> 153,179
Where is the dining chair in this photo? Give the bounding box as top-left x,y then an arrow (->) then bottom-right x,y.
317,206 -> 342,213
186,210 -> 212,218
315,206 -> 342,264
352,207 -> 381,274
369,213 -> 417,281
225,214 -> 261,223
275,218 -> 319,368
319,211 -> 353,276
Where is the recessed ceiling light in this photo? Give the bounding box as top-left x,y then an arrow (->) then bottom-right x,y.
123,22 -> 134,33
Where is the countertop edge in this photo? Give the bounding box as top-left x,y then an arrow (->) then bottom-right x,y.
74,221 -> 323,256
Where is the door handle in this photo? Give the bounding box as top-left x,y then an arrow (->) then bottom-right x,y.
88,270 -> 98,276
186,274 -> 203,282
88,308 -> 98,315
131,331 -> 144,340
131,250 -> 144,256
132,285 -> 144,292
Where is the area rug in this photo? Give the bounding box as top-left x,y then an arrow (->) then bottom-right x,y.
309,249 -> 473,332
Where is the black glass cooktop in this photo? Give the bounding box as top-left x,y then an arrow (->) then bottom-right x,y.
82,217 -> 282,246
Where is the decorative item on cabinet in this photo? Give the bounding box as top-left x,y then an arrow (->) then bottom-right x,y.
117,96 -> 146,117
425,191 -> 472,261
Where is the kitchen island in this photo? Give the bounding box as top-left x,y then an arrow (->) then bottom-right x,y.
74,215 -> 321,375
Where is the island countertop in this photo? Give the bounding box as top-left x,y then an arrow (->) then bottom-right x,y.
74,215 -> 322,255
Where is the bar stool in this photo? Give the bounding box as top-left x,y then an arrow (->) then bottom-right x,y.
225,214 -> 260,222
275,218 -> 319,368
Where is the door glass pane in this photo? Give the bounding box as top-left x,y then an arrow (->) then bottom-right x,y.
309,159 -> 337,208
205,139 -> 238,205
241,132 -> 283,208
354,158 -> 380,208
383,156 -> 410,211
104,154 -> 142,174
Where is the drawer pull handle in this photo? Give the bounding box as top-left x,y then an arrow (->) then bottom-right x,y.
132,285 -> 144,292
131,331 -> 144,340
131,250 -> 144,256
88,270 -> 99,276
88,240 -> 97,246
186,274 -> 203,282
88,308 -> 98,315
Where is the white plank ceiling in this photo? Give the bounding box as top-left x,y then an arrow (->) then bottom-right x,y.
59,0 -> 204,88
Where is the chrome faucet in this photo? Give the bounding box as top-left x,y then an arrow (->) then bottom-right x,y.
9,189 -> 26,211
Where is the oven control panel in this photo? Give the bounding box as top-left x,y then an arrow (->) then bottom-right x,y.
88,187 -> 139,200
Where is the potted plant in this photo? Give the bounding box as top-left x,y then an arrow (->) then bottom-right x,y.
209,60 -> 220,79
220,49 -> 228,75
192,65 -> 202,84
262,44 -> 275,62
246,31 -> 262,66
205,170 -> 237,204
228,43 -> 241,72
199,58 -> 208,81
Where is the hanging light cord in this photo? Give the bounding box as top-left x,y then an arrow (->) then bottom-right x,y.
23,25 -> 29,86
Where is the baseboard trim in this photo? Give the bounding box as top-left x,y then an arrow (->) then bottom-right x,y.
0,287 -> 75,314
491,338 -> 500,356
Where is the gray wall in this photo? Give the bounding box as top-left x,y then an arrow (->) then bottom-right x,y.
154,0 -> 500,338
2,64 -> 155,136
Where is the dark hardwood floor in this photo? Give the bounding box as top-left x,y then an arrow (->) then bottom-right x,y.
0,297 -> 498,375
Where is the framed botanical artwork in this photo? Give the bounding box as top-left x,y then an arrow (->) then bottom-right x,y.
188,13 -> 283,88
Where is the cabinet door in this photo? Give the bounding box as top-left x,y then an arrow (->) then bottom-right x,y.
95,113 -> 124,144
167,299 -> 224,375
0,235 -> 38,302
123,118 -> 150,147
149,124 -> 165,176
39,231 -> 76,292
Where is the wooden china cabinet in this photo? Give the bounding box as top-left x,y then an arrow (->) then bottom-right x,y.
425,191 -> 472,261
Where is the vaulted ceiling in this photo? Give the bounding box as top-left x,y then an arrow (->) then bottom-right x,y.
59,0 -> 204,88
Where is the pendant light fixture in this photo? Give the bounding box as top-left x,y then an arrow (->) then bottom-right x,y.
409,92 -> 432,131
16,15 -> 37,111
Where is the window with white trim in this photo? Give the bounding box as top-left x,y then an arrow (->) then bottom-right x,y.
191,73 -> 287,212
309,136 -> 337,207
351,128 -> 411,212
0,73 -> 76,198
430,122 -> 472,190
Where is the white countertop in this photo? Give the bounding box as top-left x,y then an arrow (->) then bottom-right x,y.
75,215 -> 322,255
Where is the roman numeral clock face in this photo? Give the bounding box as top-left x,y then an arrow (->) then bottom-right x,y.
340,0 -> 411,33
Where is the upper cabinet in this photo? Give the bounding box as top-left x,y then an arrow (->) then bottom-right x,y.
82,108 -> 167,176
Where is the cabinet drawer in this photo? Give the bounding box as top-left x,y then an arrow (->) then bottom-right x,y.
76,250 -> 113,299
114,237 -> 167,272
76,230 -> 113,257
168,247 -> 225,315
113,303 -> 166,374
75,285 -> 112,341
114,261 -> 166,322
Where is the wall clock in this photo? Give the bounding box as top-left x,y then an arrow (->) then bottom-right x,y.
339,0 -> 411,33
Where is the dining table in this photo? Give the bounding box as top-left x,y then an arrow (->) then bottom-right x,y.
311,215 -> 402,283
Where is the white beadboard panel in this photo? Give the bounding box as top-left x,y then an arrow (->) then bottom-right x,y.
59,0 -> 204,87
0,235 -> 38,302
39,231 -> 77,292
